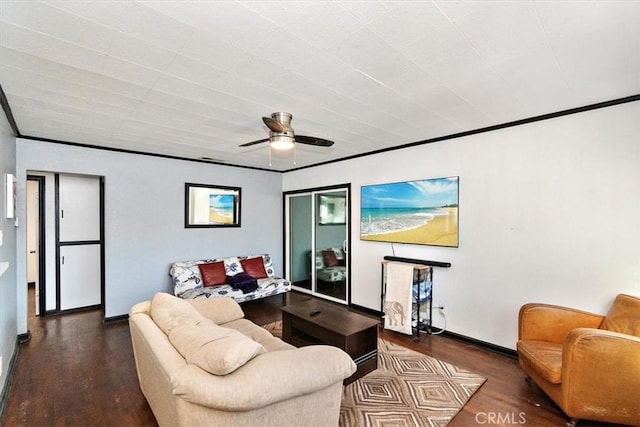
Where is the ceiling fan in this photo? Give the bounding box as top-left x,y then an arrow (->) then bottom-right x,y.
239,112 -> 335,151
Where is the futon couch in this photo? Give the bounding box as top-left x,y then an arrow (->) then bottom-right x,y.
313,247 -> 347,284
129,293 -> 356,427
170,254 -> 290,303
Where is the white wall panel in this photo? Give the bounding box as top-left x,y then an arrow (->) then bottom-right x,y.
0,101 -> 17,393
284,101 -> 640,350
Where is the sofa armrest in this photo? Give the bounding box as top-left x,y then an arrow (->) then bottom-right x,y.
187,297 -> 245,324
171,345 -> 356,411
130,300 -> 151,315
561,328 -> 640,422
518,303 -> 604,343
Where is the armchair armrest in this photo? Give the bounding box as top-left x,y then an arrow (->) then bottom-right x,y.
561,328 -> 640,423
171,345 -> 356,411
518,303 -> 603,343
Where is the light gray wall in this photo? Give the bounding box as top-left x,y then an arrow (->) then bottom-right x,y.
283,101 -> 640,350
0,112 -> 17,395
15,140 -> 284,324
9,101 -> 640,351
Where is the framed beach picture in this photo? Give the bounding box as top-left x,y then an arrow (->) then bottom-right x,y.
360,176 -> 459,247
185,183 -> 241,228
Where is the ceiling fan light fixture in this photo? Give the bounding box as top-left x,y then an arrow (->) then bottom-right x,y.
270,134 -> 295,150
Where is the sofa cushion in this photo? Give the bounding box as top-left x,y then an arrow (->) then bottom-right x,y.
198,261 -> 227,287
150,292 -> 207,335
600,294 -> 640,337
178,277 -> 291,304
315,248 -> 344,269
322,250 -> 339,267
239,257 -> 268,279
169,320 -> 266,375
223,318 -> 295,352
187,297 -> 245,325
516,340 -> 563,384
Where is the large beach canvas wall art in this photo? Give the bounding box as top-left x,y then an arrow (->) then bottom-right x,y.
360,176 -> 459,247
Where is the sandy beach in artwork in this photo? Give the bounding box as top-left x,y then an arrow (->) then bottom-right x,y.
363,207 -> 458,246
209,207 -> 233,224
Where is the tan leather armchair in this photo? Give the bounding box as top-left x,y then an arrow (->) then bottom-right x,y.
517,294 -> 640,426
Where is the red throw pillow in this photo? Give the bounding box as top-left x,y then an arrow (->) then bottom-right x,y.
240,257 -> 268,279
322,250 -> 339,267
198,261 -> 227,287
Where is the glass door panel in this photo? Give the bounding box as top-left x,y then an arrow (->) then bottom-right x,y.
286,186 -> 349,304
314,190 -> 348,301
288,194 -> 312,291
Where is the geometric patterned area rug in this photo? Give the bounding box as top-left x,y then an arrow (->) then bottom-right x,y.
261,321 -> 486,427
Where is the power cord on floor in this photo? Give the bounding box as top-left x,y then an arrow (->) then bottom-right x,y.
417,307 -> 447,335
430,308 -> 446,335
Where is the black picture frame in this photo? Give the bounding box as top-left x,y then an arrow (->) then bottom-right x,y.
185,183 -> 241,228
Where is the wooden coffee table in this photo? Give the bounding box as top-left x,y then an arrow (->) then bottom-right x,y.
281,298 -> 379,384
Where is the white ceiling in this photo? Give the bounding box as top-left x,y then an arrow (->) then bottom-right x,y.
1,1 -> 638,171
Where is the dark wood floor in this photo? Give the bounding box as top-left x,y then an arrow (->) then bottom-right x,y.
1,291 -> 625,426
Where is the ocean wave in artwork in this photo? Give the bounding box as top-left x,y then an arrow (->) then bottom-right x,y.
360,208 -> 447,236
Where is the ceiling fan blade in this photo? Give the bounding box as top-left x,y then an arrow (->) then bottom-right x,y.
295,135 -> 335,147
239,138 -> 269,147
262,116 -> 286,133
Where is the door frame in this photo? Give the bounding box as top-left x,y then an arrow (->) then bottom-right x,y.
283,183 -> 351,304
27,175 -> 46,316
54,173 -> 105,313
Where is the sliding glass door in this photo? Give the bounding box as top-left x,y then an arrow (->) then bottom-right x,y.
288,194 -> 312,292
285,185 -> 350,304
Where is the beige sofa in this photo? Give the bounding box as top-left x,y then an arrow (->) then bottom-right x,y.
129,293 -> 356,427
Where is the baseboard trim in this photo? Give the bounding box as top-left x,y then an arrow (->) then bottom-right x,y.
0,338 -> 20,420
17,331 -> 31,344
103,314 -> 129,325
349,303 -> 383,319
435,329 -> 518,359
349,303 -> 518,358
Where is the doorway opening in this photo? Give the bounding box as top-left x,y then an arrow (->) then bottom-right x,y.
25,172 -> 105,317
27,175 -> 46,316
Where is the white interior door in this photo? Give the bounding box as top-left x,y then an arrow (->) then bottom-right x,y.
27,180 -> 39,284
59,175 -> 101,242
27,179 -> 40,315
60,244 -> 101,310
58,174 -> 102,310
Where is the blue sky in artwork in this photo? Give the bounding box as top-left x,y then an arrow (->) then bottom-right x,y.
361,177 -> 458,209
209,194 -> 234,209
